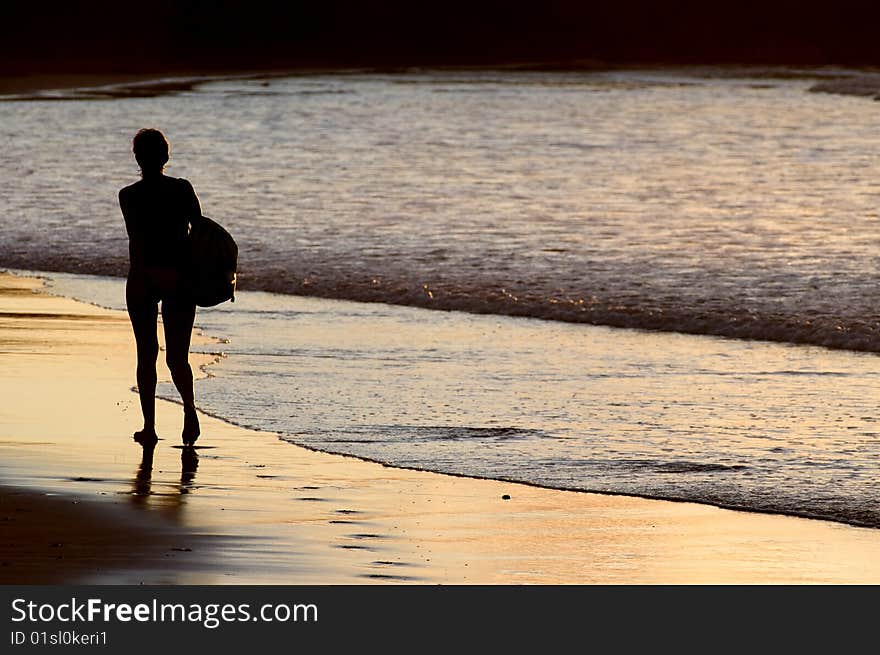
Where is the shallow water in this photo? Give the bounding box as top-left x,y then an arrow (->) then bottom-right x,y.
45,272 -> 880,529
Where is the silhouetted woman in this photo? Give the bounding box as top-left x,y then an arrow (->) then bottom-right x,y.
119,128 -> 201,446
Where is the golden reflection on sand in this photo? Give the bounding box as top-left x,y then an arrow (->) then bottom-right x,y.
2,272 -> 880,584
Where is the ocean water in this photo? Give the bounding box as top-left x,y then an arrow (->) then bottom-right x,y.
4,68 -> 880,349
43,271 -> 880,529
5,68 -> 880,527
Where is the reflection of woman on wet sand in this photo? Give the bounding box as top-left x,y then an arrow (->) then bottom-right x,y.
119,128 -> 203,447
132,445 -> 199,515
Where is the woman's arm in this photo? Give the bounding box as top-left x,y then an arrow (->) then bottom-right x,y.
182,179 -> 204,227
119,185 -> 147,270
119,186 -> 136,238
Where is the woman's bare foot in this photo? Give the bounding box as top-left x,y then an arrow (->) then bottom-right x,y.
133,427 -> 158,447
182,405 -> 200,446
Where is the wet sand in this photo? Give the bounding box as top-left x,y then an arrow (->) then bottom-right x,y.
3,271 -> 880,583
0,484 -> 212,584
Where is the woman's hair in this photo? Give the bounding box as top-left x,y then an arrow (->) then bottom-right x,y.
132,128 -> 170,174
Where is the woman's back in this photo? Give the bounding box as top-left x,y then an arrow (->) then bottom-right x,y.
119,175 -> 201,271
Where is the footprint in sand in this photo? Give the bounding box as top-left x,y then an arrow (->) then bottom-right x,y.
335,544 -> 376,551
371,560 -> 413,568
359,573 -> 415,581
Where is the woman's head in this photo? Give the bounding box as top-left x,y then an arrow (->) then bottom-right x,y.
132,128 -> 170,175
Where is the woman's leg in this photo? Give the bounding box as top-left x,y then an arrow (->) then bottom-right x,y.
126,277 -> 159,435
162,296 -> 199,443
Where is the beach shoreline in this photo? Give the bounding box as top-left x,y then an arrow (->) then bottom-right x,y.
0,71 -> 297,100
0,73 -> 178,97
3,270 -> 880,584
